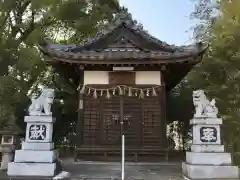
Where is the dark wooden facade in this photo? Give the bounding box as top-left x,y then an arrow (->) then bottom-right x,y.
40,12 -> 206,161
78,94 -> 165,161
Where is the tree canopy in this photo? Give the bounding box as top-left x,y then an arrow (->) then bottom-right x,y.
187,0 -> 240,150
0,0 -> 121,139
167,0 -> 240,155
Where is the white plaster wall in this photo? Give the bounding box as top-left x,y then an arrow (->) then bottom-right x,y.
135,71 -> 161,85
84,71 -> 161,85
84,71 -> 109,84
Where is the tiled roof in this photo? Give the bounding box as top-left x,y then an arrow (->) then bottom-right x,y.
75,12 -> 177,51
41,44 -> 204,63
40,11 -> 207,62
44,12 -> 201,52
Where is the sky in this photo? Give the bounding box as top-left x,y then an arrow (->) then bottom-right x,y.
119,0 -> 198,46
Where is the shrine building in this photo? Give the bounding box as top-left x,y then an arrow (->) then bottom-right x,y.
40,12 -> 206,161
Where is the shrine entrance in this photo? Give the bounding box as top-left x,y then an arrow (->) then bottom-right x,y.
99,96 -> 143,147
77,92 -> 163,161
41,11 -> 206,162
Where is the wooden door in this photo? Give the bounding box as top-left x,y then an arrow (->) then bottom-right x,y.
83,95 -> 161,148
102,96 -> 121,146
101,96 -> 141,147
122,96 -> 142,147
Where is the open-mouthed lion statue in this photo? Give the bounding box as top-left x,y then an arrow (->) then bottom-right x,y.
192,89 -> 218,118
28,88 -> 55,116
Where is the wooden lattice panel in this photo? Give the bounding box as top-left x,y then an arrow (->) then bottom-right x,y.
83,97 -> 101,145
142,97 -> 161,146
83,95 -> 161,147
102,97 -> 121,145
122,97 -> 142,147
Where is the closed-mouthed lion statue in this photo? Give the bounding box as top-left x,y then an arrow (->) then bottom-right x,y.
28,88 -> 55,116
192,90 -> 218,118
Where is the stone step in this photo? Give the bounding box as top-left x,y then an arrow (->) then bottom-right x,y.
22,142 -> 54,151
190,144 -> 225,153
190,118 -> 223,125
184,176 -> 239,180
14,150 -> 58,163
7,162 -> 57,177
182,162 -> 239,179
186,152 -> 232,165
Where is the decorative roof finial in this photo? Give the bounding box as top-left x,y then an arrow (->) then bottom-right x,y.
115,11 -> 133,25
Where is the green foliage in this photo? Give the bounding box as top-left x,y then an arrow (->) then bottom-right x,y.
168,1 -> 240,153
190,0 -> 220,40
187,0 -> 240,154
0,0 -> 121,136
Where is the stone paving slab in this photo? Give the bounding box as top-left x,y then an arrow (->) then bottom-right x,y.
0,174 -> 71,180
63,159 -> 183,180
0,159 -> 184,180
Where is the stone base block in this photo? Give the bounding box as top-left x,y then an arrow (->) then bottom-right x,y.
22,142 -> 54,151
191,144 -> 225,153
186,152 -> 232,165
24,116 -> 56,123
25,123 -> 53,143
192,124 -> 221,145
7,162 -> 57,177
190,118 -> 222,125
182,162 -> 239,179
14,150 -> 58,163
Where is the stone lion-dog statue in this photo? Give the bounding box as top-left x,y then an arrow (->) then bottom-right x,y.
28,88 -> 55,116
192,89 -> 218,118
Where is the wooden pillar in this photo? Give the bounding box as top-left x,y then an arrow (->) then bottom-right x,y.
74,66 -> 84,161
159,68 -> 169,161
160,67 -> 168,150
99,96 -> 104,144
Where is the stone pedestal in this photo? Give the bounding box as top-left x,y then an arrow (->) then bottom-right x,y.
182,118 -> 239,179
7,116 -> 60,177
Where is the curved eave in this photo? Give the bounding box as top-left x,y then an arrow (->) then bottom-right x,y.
41,49 -> 205,65
44,56 -> 200,65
